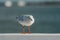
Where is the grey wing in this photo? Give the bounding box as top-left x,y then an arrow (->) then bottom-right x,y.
19,16 -> 24,21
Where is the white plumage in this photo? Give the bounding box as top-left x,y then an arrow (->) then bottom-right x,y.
16,15 -> 35,26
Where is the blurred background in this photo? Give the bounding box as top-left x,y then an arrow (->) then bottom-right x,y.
0,0 -> 60,33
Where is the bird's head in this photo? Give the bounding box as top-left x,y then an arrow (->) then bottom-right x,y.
30,15 -> 33,18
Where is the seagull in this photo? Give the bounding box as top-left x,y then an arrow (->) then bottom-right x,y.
16,15 -> 35,33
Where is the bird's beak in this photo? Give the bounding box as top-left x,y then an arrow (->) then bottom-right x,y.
16,16 -> 18,19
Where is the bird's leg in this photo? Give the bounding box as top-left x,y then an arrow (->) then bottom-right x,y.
22,25 -> 25,33
28,26 -> 31,33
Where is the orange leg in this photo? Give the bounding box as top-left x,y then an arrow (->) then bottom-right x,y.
28,26 -> 31,33
22,26 -> 25,33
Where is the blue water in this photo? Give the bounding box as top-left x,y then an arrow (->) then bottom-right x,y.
0,6 -> 60,33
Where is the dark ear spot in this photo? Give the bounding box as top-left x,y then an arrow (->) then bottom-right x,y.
30,18 -> 32,21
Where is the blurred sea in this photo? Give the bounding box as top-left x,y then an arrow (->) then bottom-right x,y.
0,6 -> 60,33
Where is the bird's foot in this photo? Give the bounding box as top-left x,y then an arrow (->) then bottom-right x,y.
22,32 -> 26,34
22,31 -> 31,34
22,32 -> 31,34
28,32 -> 31,34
